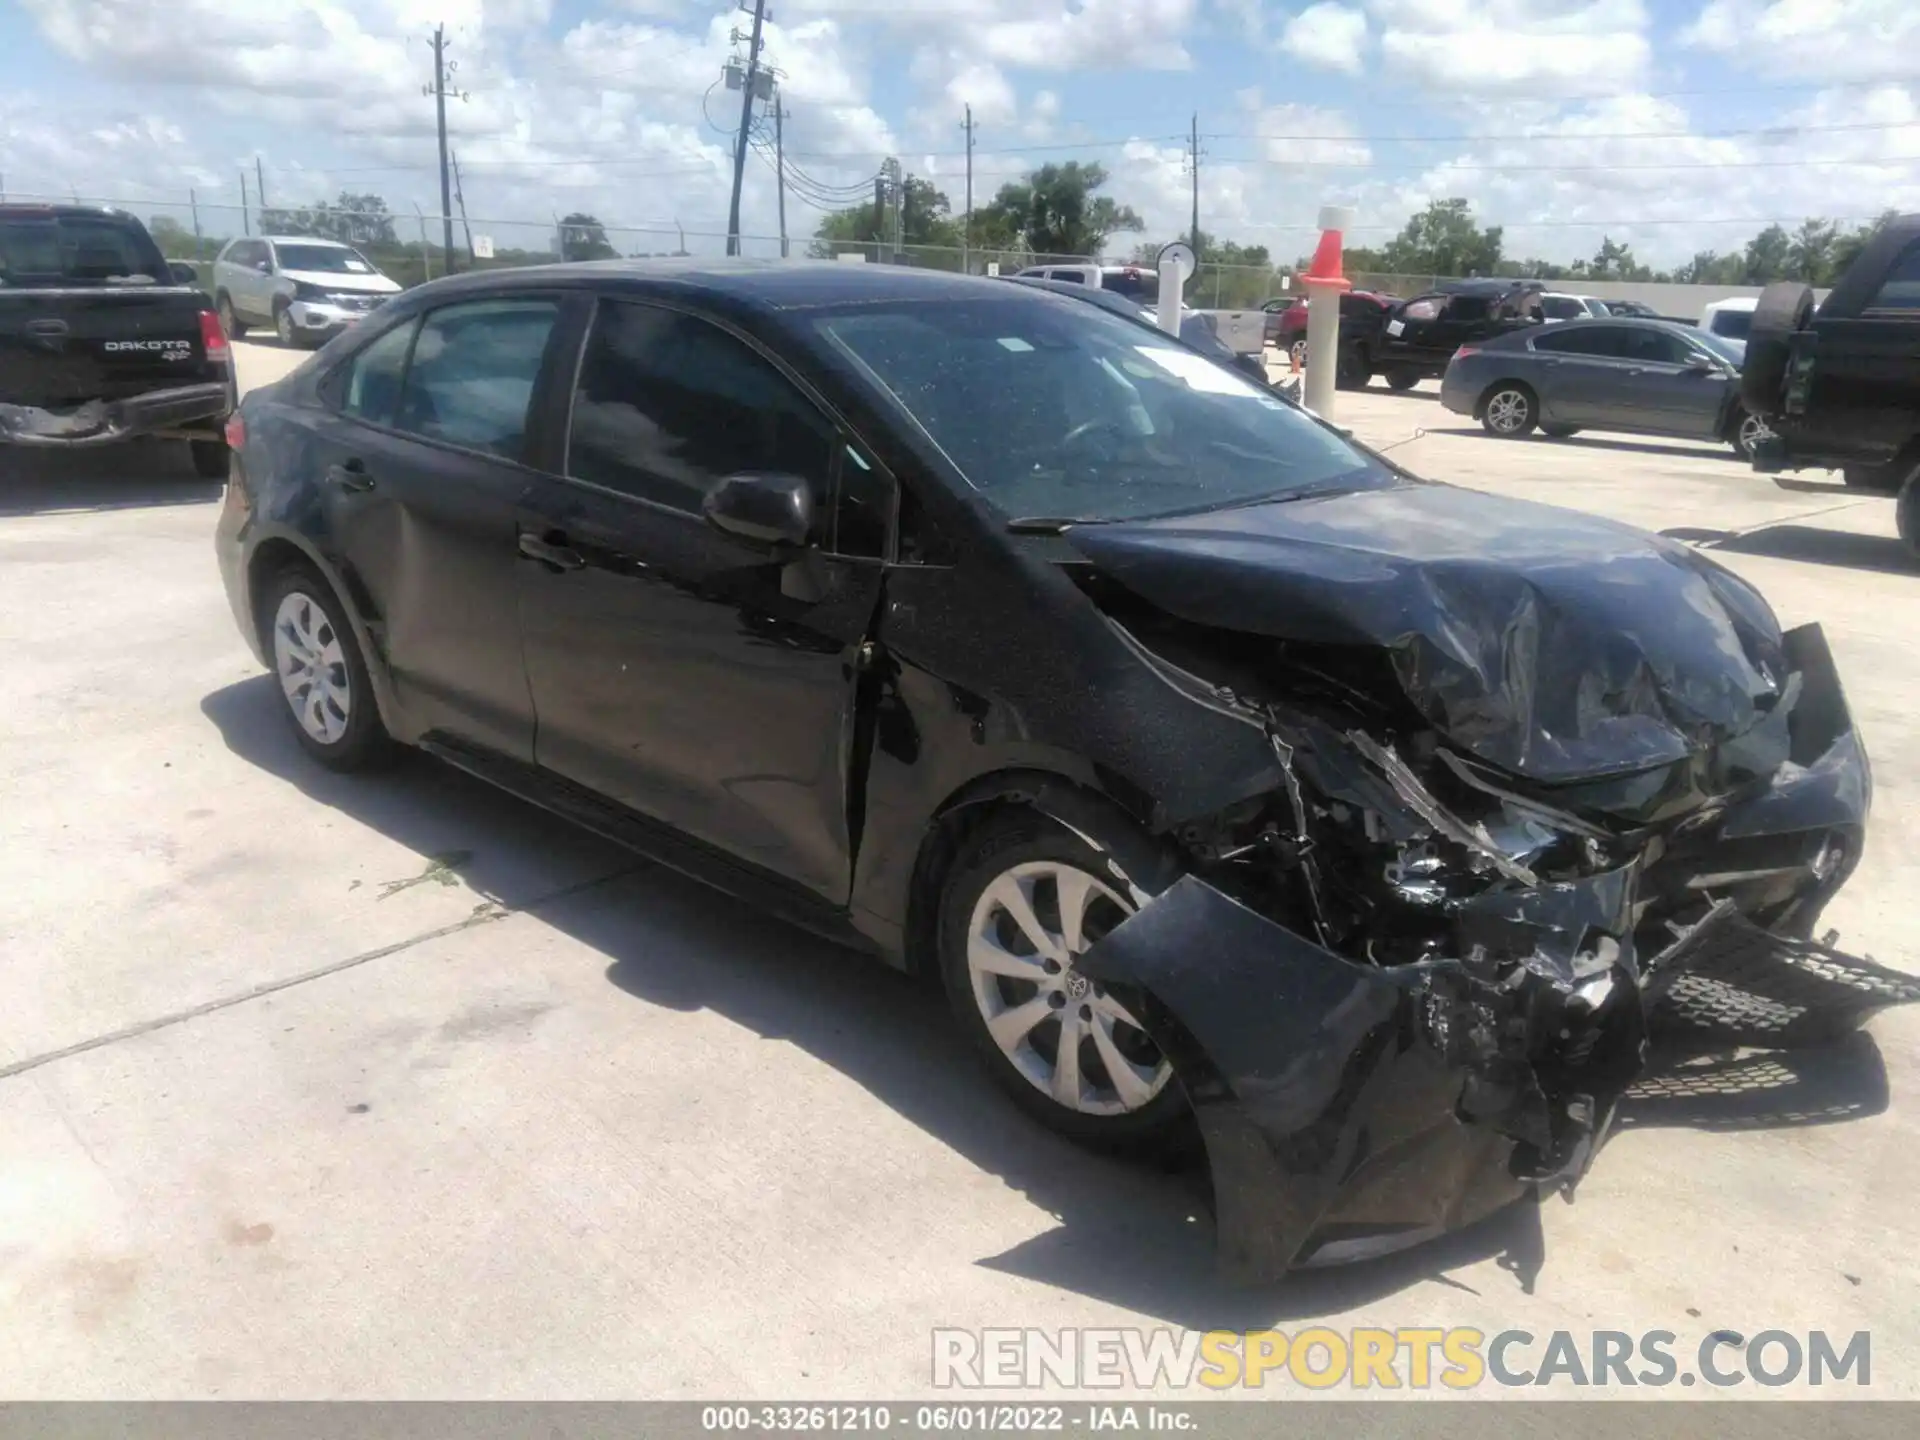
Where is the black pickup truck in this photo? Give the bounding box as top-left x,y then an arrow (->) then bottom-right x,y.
1,204 -> 236,477
1744,213 -> 1920,550
1339,278 -> 1547,390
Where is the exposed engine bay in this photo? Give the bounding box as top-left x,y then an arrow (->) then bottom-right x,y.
1051,486 -> 1920,1280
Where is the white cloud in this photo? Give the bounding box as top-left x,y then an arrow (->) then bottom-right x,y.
1280,3 -> 1367,74
1368,0 -> 1650,98
980,0 -> 1199,70
1681,0 -> 1920,83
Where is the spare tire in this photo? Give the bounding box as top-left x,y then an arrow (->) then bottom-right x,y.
1741,282 -> 1815,417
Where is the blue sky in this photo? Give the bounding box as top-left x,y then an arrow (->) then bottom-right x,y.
4,1 -> 1917,267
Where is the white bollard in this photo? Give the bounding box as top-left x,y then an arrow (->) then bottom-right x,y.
1157,257 -> 1183,336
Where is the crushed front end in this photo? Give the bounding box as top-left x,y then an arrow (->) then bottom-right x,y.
1075,610 -> 1913,1282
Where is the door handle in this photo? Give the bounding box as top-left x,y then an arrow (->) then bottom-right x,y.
518,531 -> 586,572
326,459 -> 375,492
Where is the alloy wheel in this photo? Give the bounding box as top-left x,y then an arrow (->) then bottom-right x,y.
1737,410 -> 1773,457
272,591 -> 351,745
1290,338 -> 1308,369
965,860 -> 1172,1116
1486,389 -> 1531,434
276,307 -> 294,345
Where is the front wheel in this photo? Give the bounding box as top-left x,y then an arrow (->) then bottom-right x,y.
1335,343 -> 1372,390
1541,423 -> 1579,439
274,304 -> 298,348
1481,385 -> 1538,437
1288,336 -> 1308,371
938,810 -> 1190,1157
1731,408 -> 1773,460
216,293 -> 247,339
258,565 -> 396,771
1385,368 -> 1420,392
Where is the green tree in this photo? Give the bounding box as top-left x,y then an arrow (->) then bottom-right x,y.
974,162 -> 1142,261
1742,224 -> 1792,284
257,192 -> 397,247
1379,199 -> 1504,279
1590,235 -> 1652,281
808,173 -> 961,264
1787,219 -> 1838,283
558,213 -> 617,262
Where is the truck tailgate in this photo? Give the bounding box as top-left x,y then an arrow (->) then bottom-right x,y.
0,287 -> 220,409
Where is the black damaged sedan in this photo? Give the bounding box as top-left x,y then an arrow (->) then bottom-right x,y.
216,261 -> 1916,1280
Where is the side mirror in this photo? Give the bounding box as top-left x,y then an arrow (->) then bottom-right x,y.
255,259 -> 273,274
703,472 -> 815,550
1684,352 -> 1716,372
168,262 -> 199,285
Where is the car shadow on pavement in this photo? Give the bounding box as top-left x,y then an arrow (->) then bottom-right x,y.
0,439 -> 222,517
1661,524 -> 1916,576
1424,425 -> 1734,464
1618,1036 -> 1888,1133
199,673 -> 1886,1331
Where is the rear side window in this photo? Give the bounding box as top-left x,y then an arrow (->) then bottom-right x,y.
1866,243 -> 1920,312
1533,326 -> 1625,357
0,214 -> 168,286
1048,269 -> 1086,284
392,298 -> 561,462
1709,309 -> 1753,340
1541,296 -> 1586,320
567,300 -> 836,516
334,319 -> 417,426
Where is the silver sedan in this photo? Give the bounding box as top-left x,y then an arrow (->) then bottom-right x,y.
1439,317 -> 1771,458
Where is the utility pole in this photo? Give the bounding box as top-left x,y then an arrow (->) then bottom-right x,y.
451,149 -> 475,263
240,169 -> 251,236
1188,112 -> 1201,258
190,188 -> 202,261
725,0 -> 770,257
773,95 -> 789,260
961,105 -> 976,274
255,156 -> 268,214
425,24 -> 461,273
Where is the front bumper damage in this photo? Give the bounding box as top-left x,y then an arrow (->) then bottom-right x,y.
1075,623 -> 1920,1284
0,381 -> 230,448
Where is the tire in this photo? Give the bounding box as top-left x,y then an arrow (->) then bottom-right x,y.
1288,336 -> 1308,370
1898,470 -> 1920,562
256,563 -> 396,772
215,292 -> 247,339
188,439 -> 230,479
1741,282 -> 1815,416
937,805 -> 1192,1158
274,302 -> 300,348
1335,342 -> 1372,390
1729,407 -> 1773,460
1385,368 -> 1420,392
1480,384 -> 1538,437
1541,424 -> 1579,438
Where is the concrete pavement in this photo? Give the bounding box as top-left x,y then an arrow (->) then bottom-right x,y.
2,344 -> 1915,1398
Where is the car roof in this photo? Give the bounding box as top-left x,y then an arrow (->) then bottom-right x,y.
1005,274 -> 1148,315
396,256 -> 1040,311
1439,278 -> 1544,296
1702,296 -> 1758,312
261,235 -> 354,246
1490,315 -> 1703,346
0,203 -> 141,222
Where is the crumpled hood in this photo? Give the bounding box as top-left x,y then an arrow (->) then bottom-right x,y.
281,268 -> 399,294
1067,480 -> 1789,782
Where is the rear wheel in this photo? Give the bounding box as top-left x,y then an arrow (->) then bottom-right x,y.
937,808 -> 1190,1157
1335,342 -> 1372,390
1385,368 -> 1420,392
1541,423 -> 1579,439
1730,408 -> 1773,460
1288,336 -> 1308,370
257,564 -> 395,771
215,293 -> 247,339
1481,384 -> 1538,437
188,439 -> 230,479
1898,472 -> 1920,562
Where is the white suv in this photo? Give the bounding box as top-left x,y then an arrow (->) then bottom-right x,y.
212,236 -> 400,349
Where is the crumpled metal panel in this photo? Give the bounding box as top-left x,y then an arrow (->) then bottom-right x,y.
1646,903 -> 1920,1049
1064,481 -> 1789,784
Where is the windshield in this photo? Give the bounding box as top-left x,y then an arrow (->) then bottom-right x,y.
1709,308 -> 1753,340
814,297 -> 1383,523
0,214 -> 167,286
1694,330 -> 1747,366
276,243 -> 378,275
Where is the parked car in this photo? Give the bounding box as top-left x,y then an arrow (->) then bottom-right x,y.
1441,317 -> 1771,457
217,259 -> 1900,1278
1599,298 -> 1659,319
0,203 -> 235,476
1271,290 -> 1398,376
1007,275 -> 1276,389
213,234 -> 400,349
1744,213 -> 1920,547
1699,296 -> 1758,345
1012,262 -> 1158,304
1350,279 -> 1546,390
1540,292 -> 1609,321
